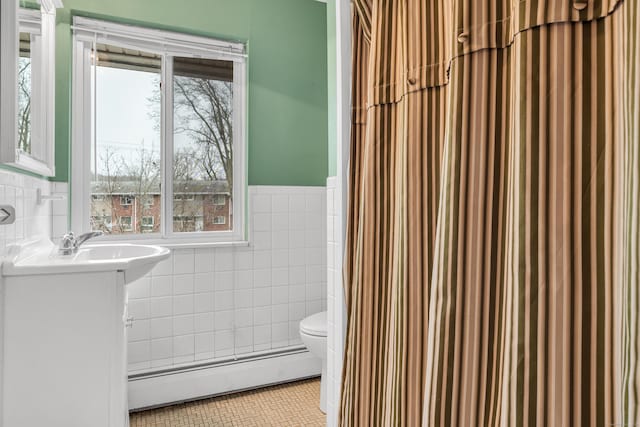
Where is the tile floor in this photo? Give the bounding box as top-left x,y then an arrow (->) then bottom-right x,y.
129,378 -> 325,426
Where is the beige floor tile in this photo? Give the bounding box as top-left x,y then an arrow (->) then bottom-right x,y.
130,378 -> 325,427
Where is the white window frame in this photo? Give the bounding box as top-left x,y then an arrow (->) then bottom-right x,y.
119,195 -> 133,206
141,215 -> 154,232
212,194 -> 227,206
119,216 -> 133,231
174,194 -> 194,201
213,216 -> 226,225
71,17 -> 247,245
0,1 -> 61,177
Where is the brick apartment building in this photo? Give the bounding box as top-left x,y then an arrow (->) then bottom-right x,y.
90,180 -> 232,234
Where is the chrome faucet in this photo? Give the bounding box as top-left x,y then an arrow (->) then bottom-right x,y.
58,231 -> 104,255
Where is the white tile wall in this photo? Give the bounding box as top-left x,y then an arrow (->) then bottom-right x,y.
126,186 -> 327,373
50,182 -> 69,241
325,176 -> 344,427
0,169 -> 53,254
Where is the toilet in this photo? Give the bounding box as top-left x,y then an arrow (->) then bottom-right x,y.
299,311 -> 328,413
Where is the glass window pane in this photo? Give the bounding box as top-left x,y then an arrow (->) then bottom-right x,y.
17,32 -> 32,154
173,56 -> 234,233
90,43 -> 162,236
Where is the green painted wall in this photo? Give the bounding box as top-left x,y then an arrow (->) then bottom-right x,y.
53,0 -> 328,185
19,1 -> 40,10
326,0 -> 337,177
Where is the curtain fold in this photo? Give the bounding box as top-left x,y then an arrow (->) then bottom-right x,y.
359,0 -> 623,104
340,0 -> 640,425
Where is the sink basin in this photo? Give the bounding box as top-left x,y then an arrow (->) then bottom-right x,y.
2,238 -> 170,284
75,244 -> 162,261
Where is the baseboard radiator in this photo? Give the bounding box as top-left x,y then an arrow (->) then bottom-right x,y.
128,346 -> 322,411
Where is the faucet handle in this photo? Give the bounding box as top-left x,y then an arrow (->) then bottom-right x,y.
58,232 -> 78,254
60,232 -> 76,246
58,231 -> 103,255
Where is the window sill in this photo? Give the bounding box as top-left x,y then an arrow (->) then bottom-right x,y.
159,240 -> 250,249
87,238 -> 250,250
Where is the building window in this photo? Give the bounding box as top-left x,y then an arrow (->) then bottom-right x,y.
213,216 -> 226,225
91,215 -> 112,231
71,18 -> 246,241
141,196 -> 154,208
119,216 -> 133,231
212,194 -> 226,205
141,216 -> 154,232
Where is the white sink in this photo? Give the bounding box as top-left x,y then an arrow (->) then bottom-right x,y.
2,237 -> 170,283
0,237 -> 170,427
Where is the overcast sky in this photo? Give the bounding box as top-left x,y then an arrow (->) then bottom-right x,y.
94,66 -> 195,176
94,66 -> 160,174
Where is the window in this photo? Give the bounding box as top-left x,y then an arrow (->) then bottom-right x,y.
71,18 -> 246,242
119,216 -> 133,231
212,194 -> 226,205
141,216 -> 154,232
173,215 -> 204,232
119,195 -> 133,206
91,215 -> 112,232
141,196 -> 154,208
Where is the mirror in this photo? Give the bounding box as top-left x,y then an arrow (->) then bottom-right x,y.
0,1 -> 19,155
0,0 -> 62,176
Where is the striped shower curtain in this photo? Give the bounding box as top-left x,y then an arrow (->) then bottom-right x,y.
340,0 -> 640,426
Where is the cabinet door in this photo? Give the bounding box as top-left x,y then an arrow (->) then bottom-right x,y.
4,272 -> 115,427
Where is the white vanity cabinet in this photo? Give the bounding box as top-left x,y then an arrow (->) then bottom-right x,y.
2,270 -> 131,427
0,238 -> 169,427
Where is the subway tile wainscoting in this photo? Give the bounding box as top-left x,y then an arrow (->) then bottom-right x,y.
126,186 -> 327,373
49,182 -> 70,241
0,169 -> 53,253
125,186 -> 327,408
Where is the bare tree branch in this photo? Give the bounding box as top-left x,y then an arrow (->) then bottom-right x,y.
17,58 -> 32,153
